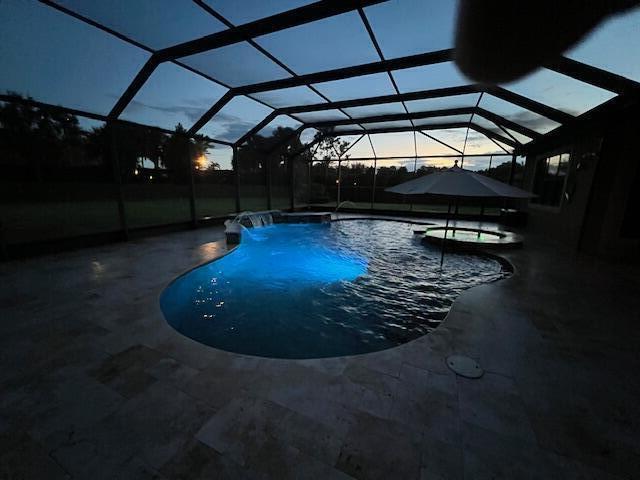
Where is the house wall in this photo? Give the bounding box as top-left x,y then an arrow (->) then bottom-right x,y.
580,119 -> 640,260
523,110 -> 640,261
523,136 -> 602,251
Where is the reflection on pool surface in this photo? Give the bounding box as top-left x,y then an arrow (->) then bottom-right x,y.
160,220 -> 506,359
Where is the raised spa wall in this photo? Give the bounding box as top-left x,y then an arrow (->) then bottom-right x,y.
226,211 -> 332,244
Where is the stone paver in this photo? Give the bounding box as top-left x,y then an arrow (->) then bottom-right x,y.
1,218 -> 639,479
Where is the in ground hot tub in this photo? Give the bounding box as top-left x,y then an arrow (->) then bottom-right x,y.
423,226 -> 523,249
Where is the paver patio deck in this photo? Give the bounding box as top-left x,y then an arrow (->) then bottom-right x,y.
1,215 -> 638,479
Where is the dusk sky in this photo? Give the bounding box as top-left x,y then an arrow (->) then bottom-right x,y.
1,0 -> 638,171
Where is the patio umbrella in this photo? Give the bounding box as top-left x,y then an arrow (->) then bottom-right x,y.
385,161 -> 534,265
385,163 -> 533,198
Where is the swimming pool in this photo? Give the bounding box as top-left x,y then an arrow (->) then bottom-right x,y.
160,219 -> 506,359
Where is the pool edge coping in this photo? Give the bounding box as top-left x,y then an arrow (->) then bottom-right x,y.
154,217 -> 517,362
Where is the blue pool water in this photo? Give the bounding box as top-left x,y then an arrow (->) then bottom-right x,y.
160,219 -> 505,359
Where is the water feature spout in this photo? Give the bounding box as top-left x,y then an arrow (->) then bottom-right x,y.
225,211 -> 277,244
224,220 -> 242,245
335,201 -> 356,212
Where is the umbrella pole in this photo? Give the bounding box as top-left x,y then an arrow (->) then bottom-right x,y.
440,201 -> 451,267
453,197 -> 459,237
337,159 -> 342,207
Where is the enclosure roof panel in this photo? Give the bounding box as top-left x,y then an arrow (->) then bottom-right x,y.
471,114 -> 508,135
414,114 -> 473,128
313,73 -> 397,102
0,1 -> 150,116
341,135 -> 375,158
566,7 -> 640,83
416,131 -> 463,156
479,94 -> 562,134
368,132 -> 418,157
199,95 -> 273,143
1,0 -> 637,151
250,86 -> 327,109
405,94 -> 482,113
343,102 -> 408,118
392,62 -> 469,93
120,62 -> 229,131
204,0 -> 314,25
334,124 -> 365,133
52,0 -> 227,50
181,41 -> 292,87
361,119 -> 414,130
431,128 -> 506,156
255,11 -> 380,74
503,68 -> 616,116
257,115 -> 303,138
294,109 -> 351,123
504,128 -> 533,145
364,0 -> 457,59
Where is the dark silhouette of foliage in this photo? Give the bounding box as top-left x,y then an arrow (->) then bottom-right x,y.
0,94 -> 217,183
236,126 -> 310,185
0,93 -> 87,180
313,131 -> 351,161
477,160 -> 523,184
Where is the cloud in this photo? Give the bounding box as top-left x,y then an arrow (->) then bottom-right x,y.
465,130 -> 486,142
208,112 -> 257,141
181,97 -> 220,109
505,110 -> 567,132
127,99 -> 206,123
122,97 -> 259,141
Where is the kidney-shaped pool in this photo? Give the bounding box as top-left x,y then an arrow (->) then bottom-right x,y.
160,219 -> 507,359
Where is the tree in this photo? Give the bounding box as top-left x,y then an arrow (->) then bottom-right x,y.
237,126 -> 305,175
0,94 -> 85,180
192,134 -> 216,172
0,96 -> 41,174
162,123 -> 190,182
104,122 -> 155,181
478,161 -> 522,184
0,96 -> 220,184
159,124 -> 217,183
313,131 -> 350,161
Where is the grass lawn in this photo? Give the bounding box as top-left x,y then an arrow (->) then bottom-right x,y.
0,196 -> 294,244
1,196 -> 498,245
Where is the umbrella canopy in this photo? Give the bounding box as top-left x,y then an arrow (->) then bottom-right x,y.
385,164 -> 534,198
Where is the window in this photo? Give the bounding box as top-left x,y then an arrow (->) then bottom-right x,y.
532,152 -> 570,207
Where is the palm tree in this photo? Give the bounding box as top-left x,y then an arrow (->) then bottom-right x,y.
0,94 -> 86,180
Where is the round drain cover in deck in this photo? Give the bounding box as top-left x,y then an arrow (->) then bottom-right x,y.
446,355 -> 483,378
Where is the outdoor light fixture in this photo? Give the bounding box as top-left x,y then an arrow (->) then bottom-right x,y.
195,154 -> 207,170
